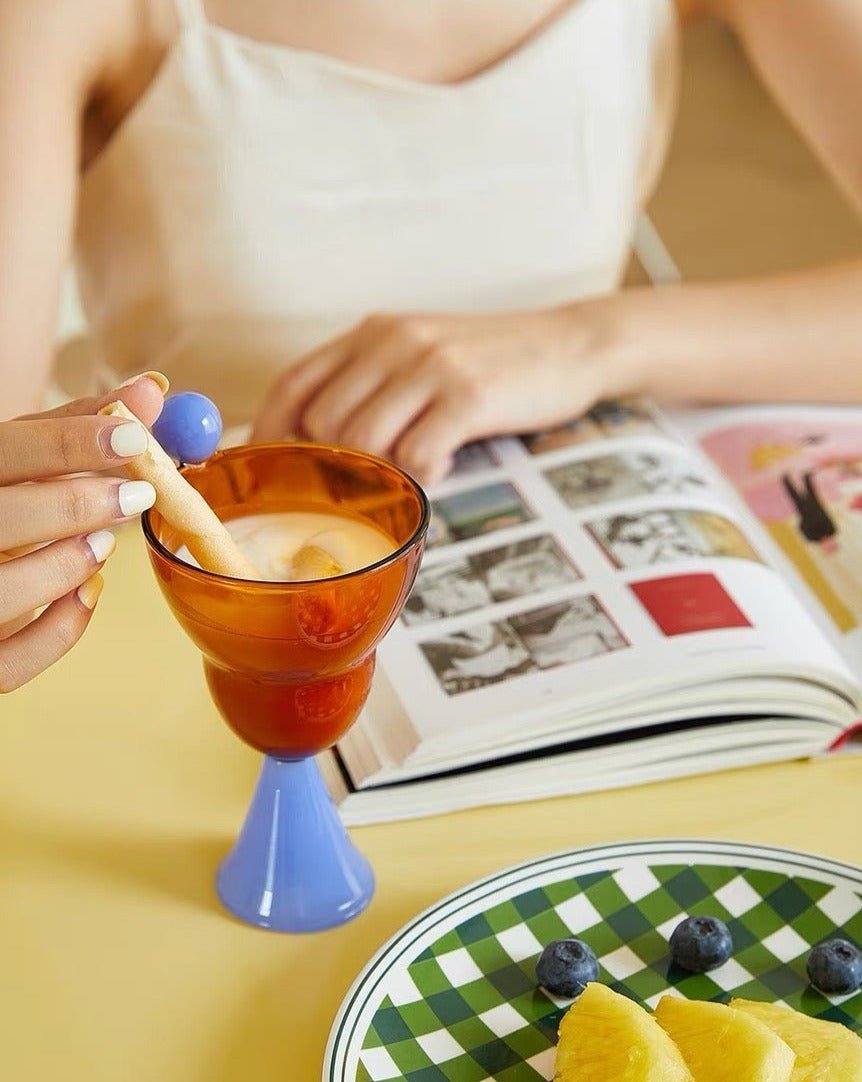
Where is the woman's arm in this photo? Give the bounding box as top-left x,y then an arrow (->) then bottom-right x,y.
618,0 -> 862,405
252,258 -> 862,486
0,0 -> 136,419
600,260 -> 862,405
713,0 -> 862,215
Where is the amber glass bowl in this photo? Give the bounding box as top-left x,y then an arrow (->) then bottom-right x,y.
142,443 -> 429,758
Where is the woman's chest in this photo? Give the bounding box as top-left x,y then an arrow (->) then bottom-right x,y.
87,0 -> 580,163
200,0 -> 576,85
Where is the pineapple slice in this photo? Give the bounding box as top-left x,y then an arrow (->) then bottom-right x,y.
555,983 -> 694,1081
731,998 -> 862,1081
655,996 -> 795,1082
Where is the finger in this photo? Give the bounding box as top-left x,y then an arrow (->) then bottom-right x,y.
0,612 -> 35,641
0,415 -> 150,485
250,335 -> 353,443
338,363 -> 440,458
394,396 -> 481,486
0,575 -> 103,694
299,318 -> 440,444
300,339 -> 418,444
0,476 -> 155,551
17,372 -> 169,427
300,360 -> 388,445
0,531 -> 114,625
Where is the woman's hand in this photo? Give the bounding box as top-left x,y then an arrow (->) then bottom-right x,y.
252,306 -> 630,486
0,374 -> 166,693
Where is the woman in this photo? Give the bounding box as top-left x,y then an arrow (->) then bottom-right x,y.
0,375 -> 164,691
1,0 -> 861,489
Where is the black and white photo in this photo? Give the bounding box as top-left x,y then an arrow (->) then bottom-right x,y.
587,508 -> 761,569
545,451 -> 707,510
404,535 -> 579,626
510,596 -> 628,670
420,622 -> 535,695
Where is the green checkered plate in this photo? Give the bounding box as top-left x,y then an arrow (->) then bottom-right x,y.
323,839 -> 862,1081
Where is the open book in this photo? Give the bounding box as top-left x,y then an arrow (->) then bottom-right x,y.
319,399 -> 862,824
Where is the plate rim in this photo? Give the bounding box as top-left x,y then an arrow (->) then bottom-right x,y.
323,838 -> 862,1082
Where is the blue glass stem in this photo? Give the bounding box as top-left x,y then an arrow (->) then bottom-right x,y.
216,755 -> 374,932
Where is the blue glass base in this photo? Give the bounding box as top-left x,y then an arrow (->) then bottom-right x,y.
216,755 -> 374,932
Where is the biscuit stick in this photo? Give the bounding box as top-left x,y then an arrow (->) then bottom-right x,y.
100,401 -> 258,579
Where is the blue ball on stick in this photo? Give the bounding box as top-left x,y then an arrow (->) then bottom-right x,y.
152,392 -> 223,463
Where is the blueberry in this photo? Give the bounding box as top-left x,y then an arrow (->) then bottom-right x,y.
807,938 -> 862,995
152,392 -> 222,464
536,938 -> 598,998
669,916 -> 733,973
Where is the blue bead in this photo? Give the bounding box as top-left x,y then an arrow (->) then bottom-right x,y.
152,392 -> 223,463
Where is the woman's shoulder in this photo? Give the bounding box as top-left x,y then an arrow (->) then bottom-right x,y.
0,0 -> 166,75
0,0 -> 179,169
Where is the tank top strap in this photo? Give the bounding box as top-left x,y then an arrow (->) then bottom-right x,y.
173,0 -> 207,26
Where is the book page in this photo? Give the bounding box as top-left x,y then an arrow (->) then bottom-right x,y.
349,401 -> 857,780
678,403 -> 862,677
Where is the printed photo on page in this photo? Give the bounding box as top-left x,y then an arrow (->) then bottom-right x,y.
700,415 -> 862,640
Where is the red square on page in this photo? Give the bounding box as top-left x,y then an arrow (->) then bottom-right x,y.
630,573 -> 751,637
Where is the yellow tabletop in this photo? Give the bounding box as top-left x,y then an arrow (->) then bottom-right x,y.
2,525 -> 860,1082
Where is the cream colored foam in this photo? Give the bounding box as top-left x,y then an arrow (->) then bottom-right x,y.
225,513 -> 394,581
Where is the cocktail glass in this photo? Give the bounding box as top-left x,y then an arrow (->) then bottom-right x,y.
142,443 -> 429,932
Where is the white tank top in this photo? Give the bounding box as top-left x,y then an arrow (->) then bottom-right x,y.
73,0 -> 679,426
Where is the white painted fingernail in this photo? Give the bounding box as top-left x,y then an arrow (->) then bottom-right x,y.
118,481 -> 156,517
109,421 -> 148,457
85,530 -> 116,564
118,371 -> 171,393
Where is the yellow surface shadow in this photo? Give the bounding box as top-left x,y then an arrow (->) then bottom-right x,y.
3,816 -> 230,916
